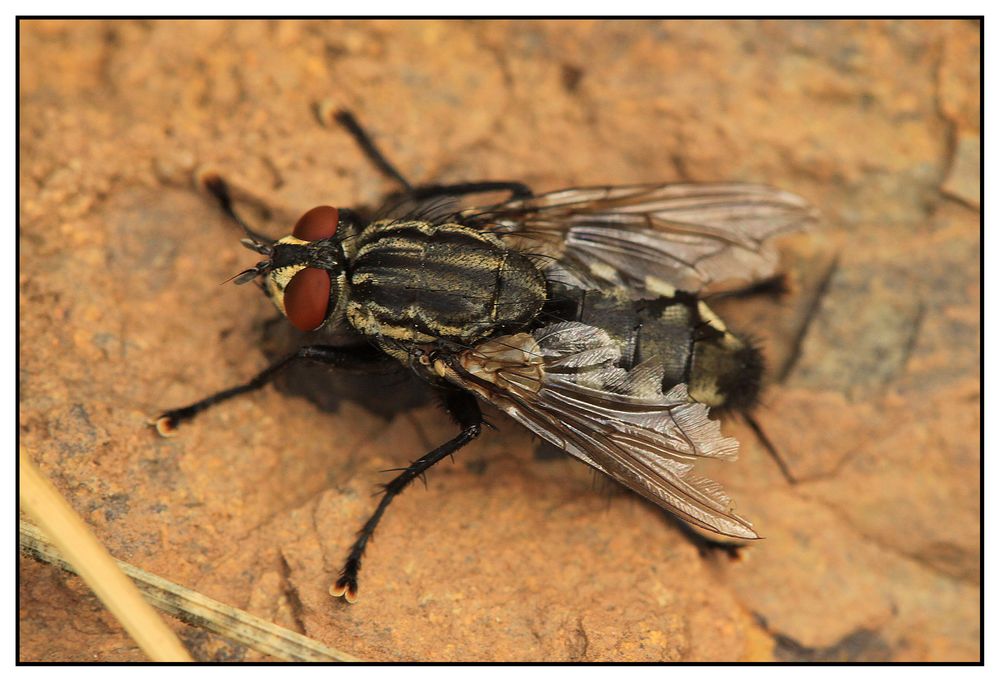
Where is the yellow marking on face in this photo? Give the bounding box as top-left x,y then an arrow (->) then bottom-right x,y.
263,234 -> 312,315
264,263 -> 305,316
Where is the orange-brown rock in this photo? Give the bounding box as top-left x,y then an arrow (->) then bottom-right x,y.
19,19 -> 980,662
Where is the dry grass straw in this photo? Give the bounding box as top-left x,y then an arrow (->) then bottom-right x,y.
20,449 -> 193,661
20,450 -> 361,662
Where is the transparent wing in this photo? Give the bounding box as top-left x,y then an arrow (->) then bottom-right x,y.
441,321 -> 758,539
463,183 -> 817,296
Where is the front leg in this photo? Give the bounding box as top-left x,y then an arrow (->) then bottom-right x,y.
152,344 -> 386,435
330,389 -> 483,603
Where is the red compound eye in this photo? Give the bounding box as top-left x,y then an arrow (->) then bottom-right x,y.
284,267 -> 331,331
292,206 -> 339,241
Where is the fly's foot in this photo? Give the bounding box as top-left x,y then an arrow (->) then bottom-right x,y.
150,414 -> 178,438
149,405 -> 199,437
330,554 -> 361,603
330,572 -> 359,604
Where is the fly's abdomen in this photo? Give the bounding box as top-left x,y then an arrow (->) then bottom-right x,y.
544,285 -> 695,390
544,284 -> 763,412
347,220 -> 546,344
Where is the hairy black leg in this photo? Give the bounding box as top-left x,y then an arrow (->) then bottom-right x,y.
742,412 -> 797,485
331,389 -> 483,603
200,174 -> 274,245
705,274 -> 788,302
332,108 -> 534,203
332,109 -> 414,191
152,344 -> 385,435
406,180 -> 533,202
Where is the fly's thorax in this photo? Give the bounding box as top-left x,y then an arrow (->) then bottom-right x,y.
345,220 -> 547,345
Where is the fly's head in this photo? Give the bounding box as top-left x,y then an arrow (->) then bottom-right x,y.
234,205 -> 357,332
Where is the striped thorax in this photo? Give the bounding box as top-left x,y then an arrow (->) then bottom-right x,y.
346,219 -> 547,344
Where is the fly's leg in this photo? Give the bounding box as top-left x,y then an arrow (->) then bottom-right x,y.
325,107 -> 533,201
704,274 -> 788,302
331,389 -> 483,603
198,173 -> 274,245
742,412 -> 797,485
406,180 -> 533,202
152,345 -> 386,435
328,108 -> 414,190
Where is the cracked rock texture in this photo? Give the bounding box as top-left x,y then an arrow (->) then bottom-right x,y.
19,20 -> 980,662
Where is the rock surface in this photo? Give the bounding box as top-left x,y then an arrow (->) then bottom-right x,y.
19,19 -> 980,662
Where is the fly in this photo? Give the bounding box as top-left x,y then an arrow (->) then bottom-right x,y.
153,110 -> 817,602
